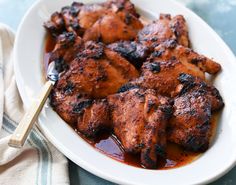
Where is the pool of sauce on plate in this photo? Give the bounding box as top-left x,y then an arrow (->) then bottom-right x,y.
44,35 -> 218,170
80,132 -> 199,169
79,115 -> 218,170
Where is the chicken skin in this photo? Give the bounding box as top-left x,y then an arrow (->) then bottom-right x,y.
54,41 -> 138,99
108,88 -> 172,168
168,73 -> 224,152
137,14 -> 190,49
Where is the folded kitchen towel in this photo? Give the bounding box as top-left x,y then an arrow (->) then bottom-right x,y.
0,24 -> 69,185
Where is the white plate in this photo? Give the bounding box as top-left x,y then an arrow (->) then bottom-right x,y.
14,0 -> 236,184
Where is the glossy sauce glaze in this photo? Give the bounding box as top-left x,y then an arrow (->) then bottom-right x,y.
44,35 -> 218,170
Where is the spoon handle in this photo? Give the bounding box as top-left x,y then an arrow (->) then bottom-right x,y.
8,81 -> 53,148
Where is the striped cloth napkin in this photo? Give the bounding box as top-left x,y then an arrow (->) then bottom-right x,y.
0,24 -> 69,185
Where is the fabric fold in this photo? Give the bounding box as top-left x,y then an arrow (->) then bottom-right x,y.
0,24 -> 69,185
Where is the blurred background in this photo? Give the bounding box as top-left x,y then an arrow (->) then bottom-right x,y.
0,0 -> 235,184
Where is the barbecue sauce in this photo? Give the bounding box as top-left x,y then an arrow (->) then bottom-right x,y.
79,132 -> 200,169
44,35 -> 218,170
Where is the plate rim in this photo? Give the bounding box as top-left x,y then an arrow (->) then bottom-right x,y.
13,0 -> 236,184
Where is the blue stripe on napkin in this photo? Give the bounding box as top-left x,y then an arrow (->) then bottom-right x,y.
3,115 -> 52,185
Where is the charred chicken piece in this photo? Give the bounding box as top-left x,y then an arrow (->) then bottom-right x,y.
151,40 -> 221,74
108,41 -> 150,69
78,0 -> 140,29
108,88 -> 172,168
77,0 -> 140,30
168,88 -> 212,152
48,32 -> 83,72
125,39 -> 222,96
137,14 -> 190,49
44,0 -> 141,37
127,58 -> 205,96
55,41 -> 139,99
168,73 -> 224,152
83,12 -> 143,44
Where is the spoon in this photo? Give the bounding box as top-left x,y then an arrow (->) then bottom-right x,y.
8,61 -> 59,148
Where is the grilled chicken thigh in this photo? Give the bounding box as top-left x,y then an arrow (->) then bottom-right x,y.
137,14 -> 190,49
108,88 -> 172,168
168,88 -> 212,152
77,0 -> 140,30
125,39 -> 221,96
83,12 -> 143,44
127,58 -> 205,96
44,0 -> 141,37
151,40 -> 221,74
168,73 -> 224,151
50,90 -> 111,137
53,41 -> 138,99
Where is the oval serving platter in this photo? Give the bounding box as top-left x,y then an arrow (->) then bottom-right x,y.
14,0 -> 236,184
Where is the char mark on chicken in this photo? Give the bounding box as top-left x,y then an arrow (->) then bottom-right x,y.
108,41 -> 150,69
